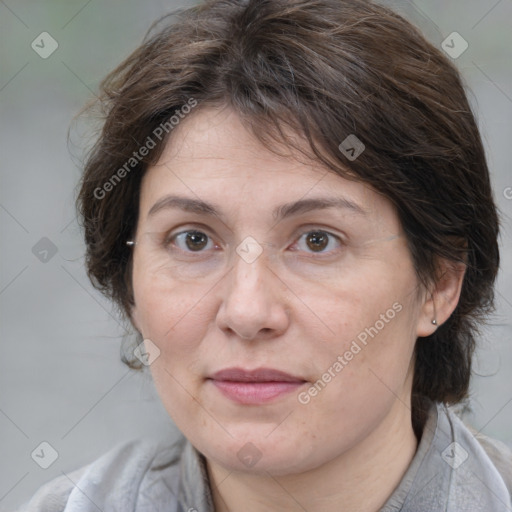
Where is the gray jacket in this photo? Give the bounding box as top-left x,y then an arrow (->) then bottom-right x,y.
17,403 -> 512,511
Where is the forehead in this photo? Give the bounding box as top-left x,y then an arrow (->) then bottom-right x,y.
151,106 -> 326,178
139,106 -> 394,221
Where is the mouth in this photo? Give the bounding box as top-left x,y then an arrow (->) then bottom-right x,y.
207,367 -> 307,405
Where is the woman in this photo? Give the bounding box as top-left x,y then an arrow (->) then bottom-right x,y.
20,0 -> 512,510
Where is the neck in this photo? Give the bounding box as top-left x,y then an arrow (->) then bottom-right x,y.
206,400 -> 418,512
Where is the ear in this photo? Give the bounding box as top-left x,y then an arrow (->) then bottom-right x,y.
416,259 -> 466,338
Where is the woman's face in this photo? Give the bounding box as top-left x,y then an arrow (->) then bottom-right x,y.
131,106 -> 434,475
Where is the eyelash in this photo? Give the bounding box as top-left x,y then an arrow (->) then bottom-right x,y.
163,227 -> 344,258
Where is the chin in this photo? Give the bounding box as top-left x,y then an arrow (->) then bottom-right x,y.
198,431 -> 327,476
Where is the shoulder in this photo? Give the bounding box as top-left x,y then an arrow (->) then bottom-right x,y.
16,437 -> 186,512
470,426 -> 512,495
387,403 -> 512,511
443,404 -> 512,502
14,465 -> 89,512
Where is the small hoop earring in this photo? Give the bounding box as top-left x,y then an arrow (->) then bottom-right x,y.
126,240 -> 135,246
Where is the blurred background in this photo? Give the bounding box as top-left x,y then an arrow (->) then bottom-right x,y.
1,0 -> 511,509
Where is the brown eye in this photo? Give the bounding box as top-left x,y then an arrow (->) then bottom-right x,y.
172,230 -> 212,252
305,231 -> 329,252
294,230 -> 341,254
185,231 -> 208,251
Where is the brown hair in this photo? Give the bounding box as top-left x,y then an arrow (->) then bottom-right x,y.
77,0 -> 500,423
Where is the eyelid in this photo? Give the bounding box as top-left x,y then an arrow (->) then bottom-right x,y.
294,224 -> 345,240
165,223 -> 219,241
289,224 -> 346,244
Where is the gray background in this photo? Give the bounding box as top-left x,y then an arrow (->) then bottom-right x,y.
1,0 -> 511,509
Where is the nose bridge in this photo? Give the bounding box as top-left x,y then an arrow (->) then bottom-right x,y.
230,250 -> 271,313
216,245 -> 289,339
229,233 -> 272,296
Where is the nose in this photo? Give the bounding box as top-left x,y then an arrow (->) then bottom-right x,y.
215,252 -> 290,340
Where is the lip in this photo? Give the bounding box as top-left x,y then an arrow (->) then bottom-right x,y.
208,367 -> 307,404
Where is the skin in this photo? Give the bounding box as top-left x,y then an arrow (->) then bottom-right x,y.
130,105 -> 465,512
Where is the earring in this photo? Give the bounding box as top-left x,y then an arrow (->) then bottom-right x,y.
126,240 -> 135,246
430,294 -> 437,326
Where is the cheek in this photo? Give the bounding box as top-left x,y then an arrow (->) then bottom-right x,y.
307,267 -> 415,343
131,259 -> 215,354
305,266 -> 419,396
132,267 -> 216,423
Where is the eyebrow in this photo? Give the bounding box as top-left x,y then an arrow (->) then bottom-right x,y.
147,194 -> 367,220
